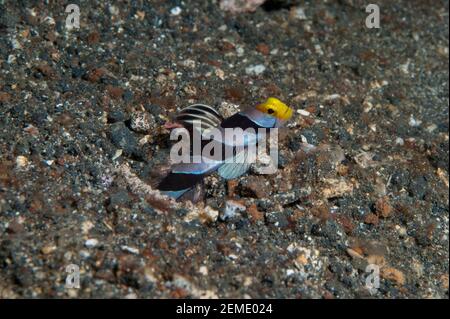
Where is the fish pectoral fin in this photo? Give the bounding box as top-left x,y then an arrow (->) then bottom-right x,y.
217,150 -> 251,180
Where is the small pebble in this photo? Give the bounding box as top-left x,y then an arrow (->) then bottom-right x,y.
170,6 -> 182,16
41,245 -> 57,255
297,109 -> 311,116
16,155 -> 29,168
121,245 -> 139,254
245,64 -> 266,76
203,206 -> 219,222
198,266 -> 208,276
79,250 -> 91,258
290,7 -> 307,20
221,200 -> 246,221
286,269 -> 296,276
409,115 -> 422,127
85,238 -> 99,248
395,137 -> 404,145
130,111 -> 154,133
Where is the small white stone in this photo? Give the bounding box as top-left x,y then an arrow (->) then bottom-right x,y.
291,7 -> 307,20
297,109 -> 310,116
64,251 -> 73,260
314,44 -> 324,56
67,289 -> 78,298
181,59 -> 196,68
170,6 -> 182,16
108,5 -> 119,15
399,59 -> 410,74
324,94 -> 341,101
44,16 -> 55,25
16,156 -> 29,168
409,115 -> 422,127
44,160 -> 54,166
130,111 -> 154,133
426,124 -> 437,133
287,243 -> 298,253
81,221 -> 94,234
203,206 -> 219,222
243,277 -> 253,287
11,38 -> 21,49
41,245 -> 57,255
396,225 -> 407,237
215,68 -> 225,80
395,137 -> 404,145
245,64 -> 266,76
7,55 -> 16,64
198,266 -> 208,276
228,254 -> 238,260
286,269 -> 295,276
112,149 -> 123,160
85,238 -> 99,248
121,245 -> 139,254
139,135 -> 151,146
363,100 -> 374,113
236,46 -> 245,56
79,250 -> 91,258
221,200 -> 246,221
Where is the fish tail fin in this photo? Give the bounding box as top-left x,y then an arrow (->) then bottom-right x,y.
160,188 -> 191,200
157,171 -> 205,200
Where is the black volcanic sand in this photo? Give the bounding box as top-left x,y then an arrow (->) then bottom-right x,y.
0,0 -> 448,298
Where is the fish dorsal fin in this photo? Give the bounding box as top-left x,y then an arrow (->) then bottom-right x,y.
176,104 -> 223,134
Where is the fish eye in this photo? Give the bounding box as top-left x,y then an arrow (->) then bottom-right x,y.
267,108 -> 275,114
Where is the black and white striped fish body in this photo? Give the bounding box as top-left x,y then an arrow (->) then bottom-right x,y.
158,104 -> 274,200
